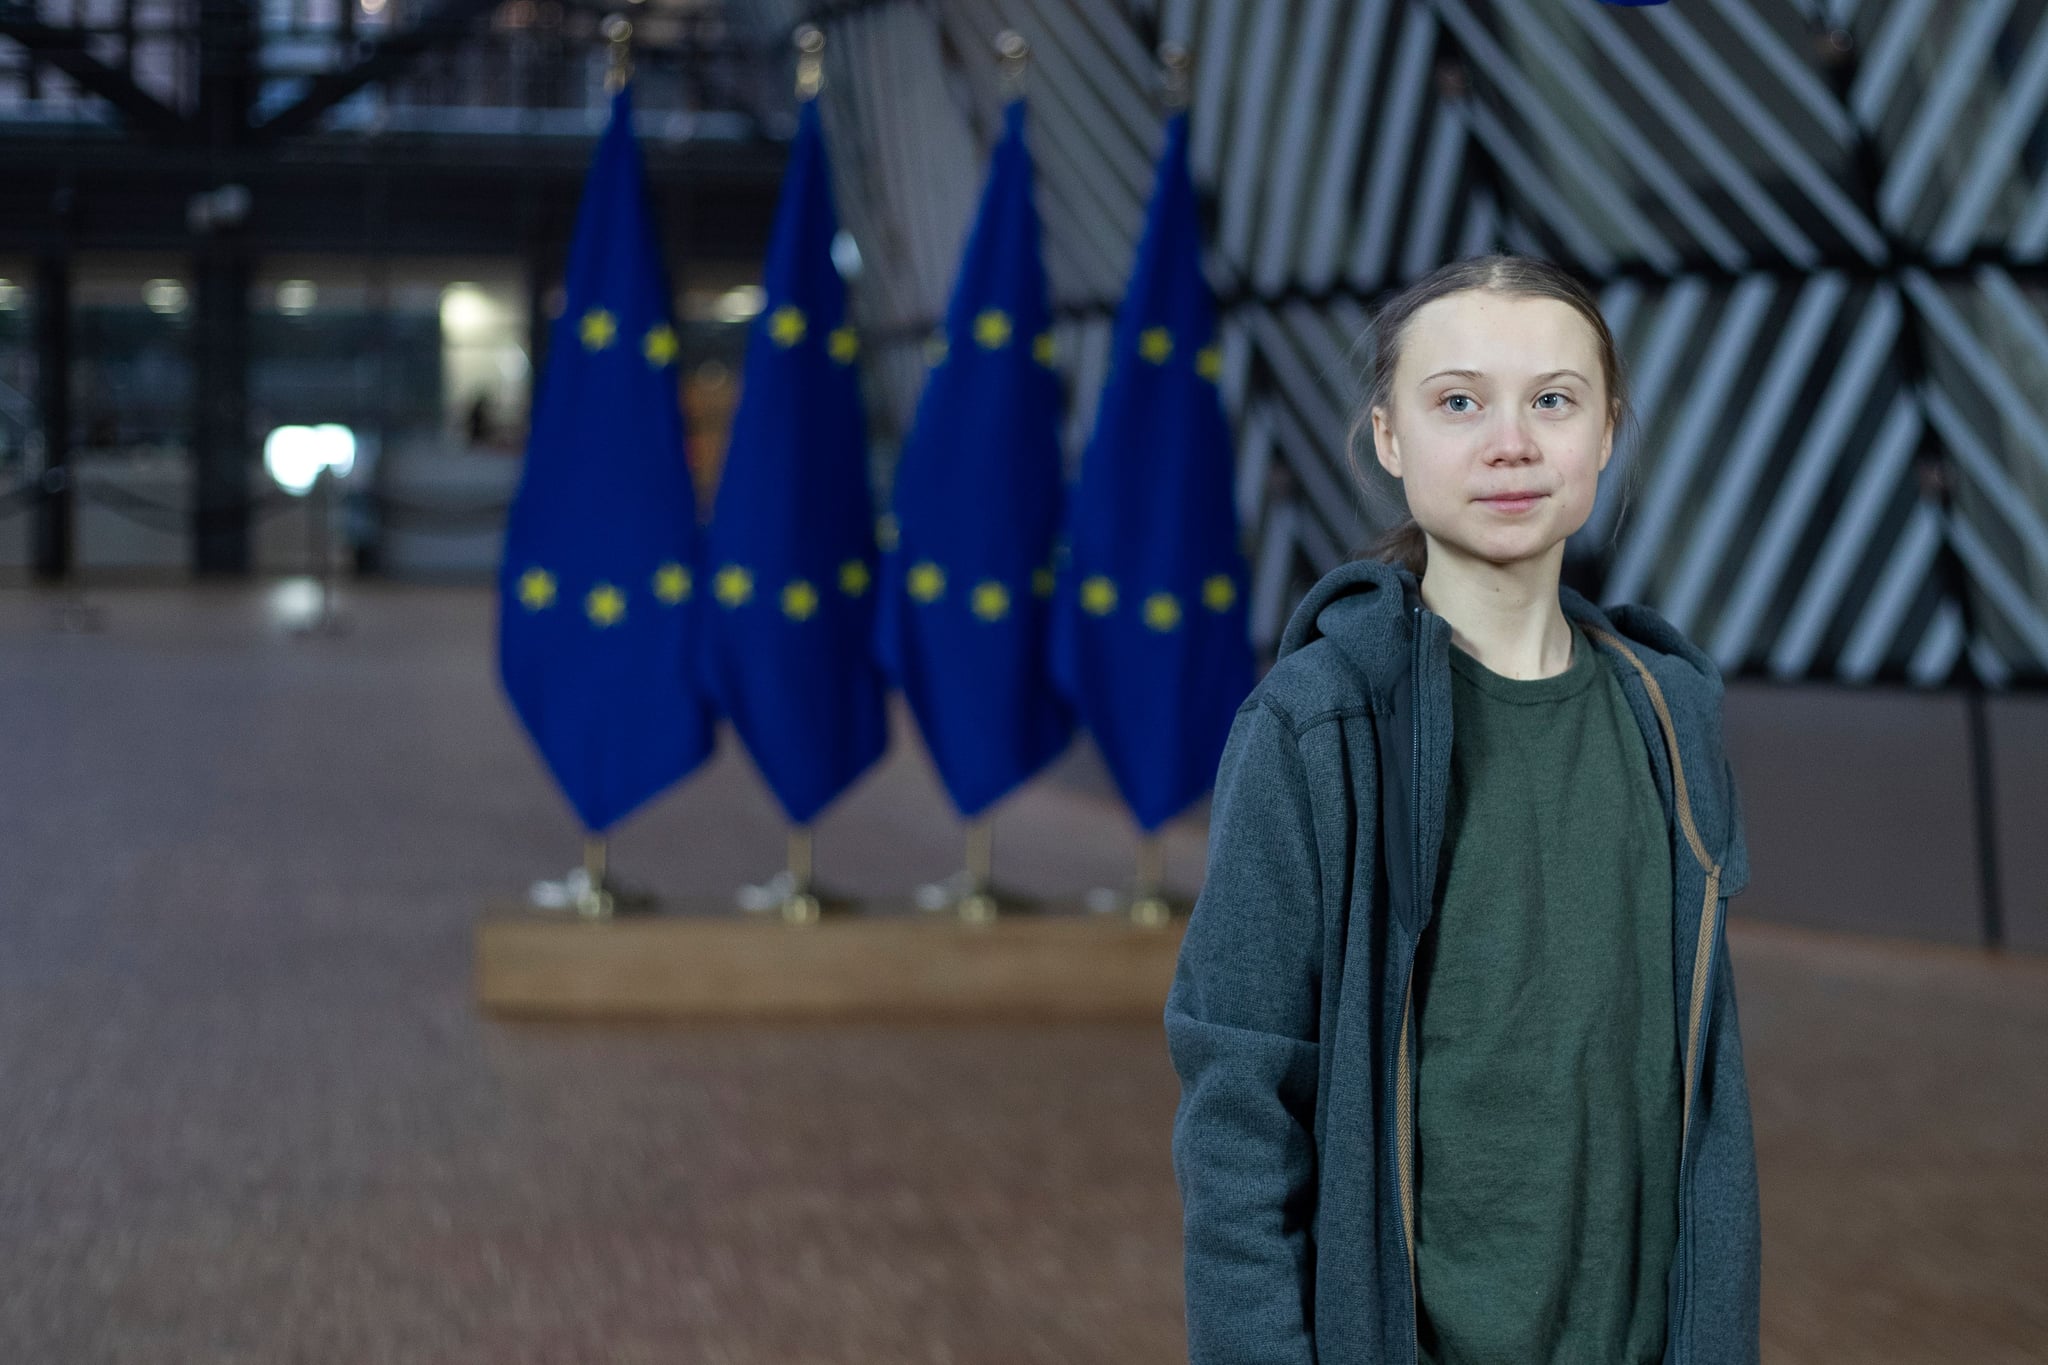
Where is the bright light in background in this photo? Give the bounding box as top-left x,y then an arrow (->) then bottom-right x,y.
360,0 -> 386,13
264,424 -> 357,495
0,279 -> 20,311
713,284 -> 764,322
831,229 -> 862,280
276,280 -> 318,315
439,282 -> 497,342
143,279 -> 188,315
265,577 -> 324,625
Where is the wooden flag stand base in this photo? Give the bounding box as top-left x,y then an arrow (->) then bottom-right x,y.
474,901 -> 1187,1022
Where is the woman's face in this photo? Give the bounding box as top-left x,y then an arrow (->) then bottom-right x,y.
1369,290 -> 1614,573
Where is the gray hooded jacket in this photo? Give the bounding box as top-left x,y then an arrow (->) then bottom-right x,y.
1165,558 -> 1758,1365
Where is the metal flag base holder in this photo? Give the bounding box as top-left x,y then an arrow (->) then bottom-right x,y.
737,827 -> 857,925
527,837 -> 656,920
915,816 -> 1038,924
1083,834 -> 1186,928
290,473 -> 350,638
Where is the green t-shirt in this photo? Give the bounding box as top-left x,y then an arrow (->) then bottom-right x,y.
1414,621 -> 1681,1365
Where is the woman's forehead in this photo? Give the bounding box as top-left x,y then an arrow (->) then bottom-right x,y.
1399,292 -> 1601,379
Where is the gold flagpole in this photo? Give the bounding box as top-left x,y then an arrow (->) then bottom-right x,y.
1122,41 -> 1194,933
937,29 -> 1030,928
995,28 -> 1029,93
572,20 -> 626,927
603,15 -> 633,93
1129,832 -> 1170,927
529,18 -> 643,929
1159,40 -> 1192,111
577,835 -> 615,919
781,825 -> 823,924
795,23 -> 824,99
773,24 -> 829,930
958,817 -> 997,924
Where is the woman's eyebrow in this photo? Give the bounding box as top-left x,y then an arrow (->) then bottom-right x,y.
1418,367 -> 1590,386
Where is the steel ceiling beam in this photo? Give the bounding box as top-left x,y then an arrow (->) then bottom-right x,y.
0,4 -> 186,136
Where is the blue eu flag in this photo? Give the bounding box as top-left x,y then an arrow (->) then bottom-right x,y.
497,85 -> 713,834
1051,111 -> 1253,832
876,99 -> 1073,819
701,99 -> 887,826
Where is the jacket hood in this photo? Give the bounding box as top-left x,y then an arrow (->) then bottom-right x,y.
1275,556 -> 1726,696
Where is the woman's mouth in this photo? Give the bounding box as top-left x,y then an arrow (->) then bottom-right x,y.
1477,493 -> 1544,513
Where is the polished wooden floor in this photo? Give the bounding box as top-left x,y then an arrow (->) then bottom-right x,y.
1,582 -> 2041,1364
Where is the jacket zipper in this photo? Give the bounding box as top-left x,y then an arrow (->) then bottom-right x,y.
1401,604 -> 1422,1365
1579,625 -> 1725,1364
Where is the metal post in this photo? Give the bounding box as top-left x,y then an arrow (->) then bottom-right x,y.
190,0 -> 255,576
32,250 -> 71,582
291,465 -> 347,637
190,241 -> 253,575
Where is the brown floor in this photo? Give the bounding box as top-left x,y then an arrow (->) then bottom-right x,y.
1,582 -> 2042,1364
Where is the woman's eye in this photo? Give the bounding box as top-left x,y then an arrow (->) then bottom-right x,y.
1537,392 -> 1570,409
1443,394 -> 1474,413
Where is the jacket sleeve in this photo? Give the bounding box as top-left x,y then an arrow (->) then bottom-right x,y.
1164,698 -> 1324,1365
1689,927 -> 1763,1364
1692,752 -> 1761,1363
1719,753 -> 1751,898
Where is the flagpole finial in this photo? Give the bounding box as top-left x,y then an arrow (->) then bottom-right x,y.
1159,42 -> 1192,111
995,29 -> 1030,94
603,16 -> 633,94
794,24 -> 825,99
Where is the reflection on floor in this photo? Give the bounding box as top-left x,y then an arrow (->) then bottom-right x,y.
1,583 -> 2040,1364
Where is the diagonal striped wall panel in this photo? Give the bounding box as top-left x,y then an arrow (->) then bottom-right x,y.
805,0 -> 2048,687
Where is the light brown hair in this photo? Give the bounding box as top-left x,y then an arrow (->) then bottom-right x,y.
1350,253 -> 1639,579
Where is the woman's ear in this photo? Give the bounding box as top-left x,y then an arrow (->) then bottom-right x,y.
1370,405 -> 1401,479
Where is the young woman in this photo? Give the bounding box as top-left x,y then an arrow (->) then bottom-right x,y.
1165,254 -> 1758,1365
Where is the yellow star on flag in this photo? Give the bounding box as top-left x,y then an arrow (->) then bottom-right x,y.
516,568 -> 556,611
1202,574 -> 1237,612
1143,592 -> 1182,633
1139,327 -> 1173,364
1195,344 -> 1223,381
1080,576 -> 1118,616
580,309 -> 617,351
1032,333 -> 1056,366
973,309 -> 1012,350
643,324 -> 679,367
1032,566 -> 1055,598
925,332 -> 949,367
838,560 -> 871,597
828,327 -> 859,363
653,562 -> 691,604
970,581 -> 1011,622
907,561 -> 946,603
768,305 -> 807,348
781,579 -> 820,622
585,583 -> 626,627
713,564 -> 754,607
